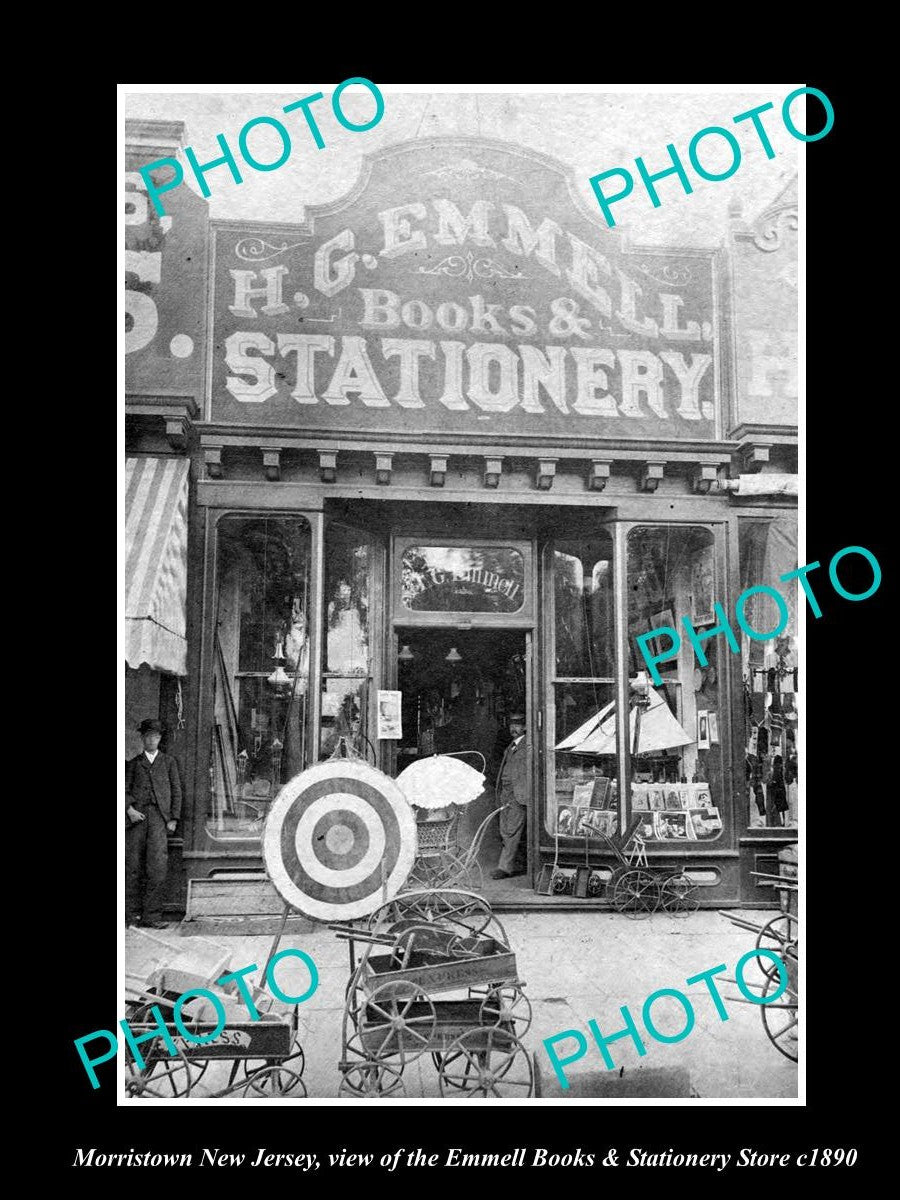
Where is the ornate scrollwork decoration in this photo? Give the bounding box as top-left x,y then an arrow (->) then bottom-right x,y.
418,249 -> 525,284
423,158 -> 517,184
751,206 -> 798,253
635,261 -> 692,286
235,237 -> 309,263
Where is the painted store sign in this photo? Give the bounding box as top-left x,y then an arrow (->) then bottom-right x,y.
209,139 -> 722,440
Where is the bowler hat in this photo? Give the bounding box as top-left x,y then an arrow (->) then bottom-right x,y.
138,718 -> 163,735
509,712 -> 526,722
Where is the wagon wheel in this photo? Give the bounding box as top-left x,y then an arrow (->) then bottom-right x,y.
438,1028 -> 534,1098
479,984 -> 533,1036
241,1064 -> 306,1098
240,1035 -> 306,1083
359,981 -> 437,1066
612,869 -> 660,919
605,866 -> 626,896
339,1061 -> 406,1098
379,891 -> 496,942
660,874 -> 700,916
125,1046 -> 194,1099
755,914 -> 799,979
342,965 -> 370,1038
760,962 -> 798,1062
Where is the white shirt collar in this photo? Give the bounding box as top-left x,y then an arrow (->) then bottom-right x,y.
144,749 -> 159,763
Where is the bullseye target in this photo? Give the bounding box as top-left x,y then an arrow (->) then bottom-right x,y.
262,760 -> 417,920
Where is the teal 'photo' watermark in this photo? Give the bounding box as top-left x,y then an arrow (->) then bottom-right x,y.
589,87 -> 834,228
74,949 -> 318,1090
636,544 -> 882,685
139,78 -> 385,218
542,949 -> 790,1087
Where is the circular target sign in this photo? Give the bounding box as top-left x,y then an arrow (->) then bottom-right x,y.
262,760 -> 417,921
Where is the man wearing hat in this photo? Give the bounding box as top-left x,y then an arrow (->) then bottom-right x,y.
491,712 -> 529,880
125,719 -> 182,927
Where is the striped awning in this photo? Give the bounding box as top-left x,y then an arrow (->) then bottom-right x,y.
125,457 -> 190,676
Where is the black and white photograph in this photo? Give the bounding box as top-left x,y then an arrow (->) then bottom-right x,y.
120,83 -> 803,1109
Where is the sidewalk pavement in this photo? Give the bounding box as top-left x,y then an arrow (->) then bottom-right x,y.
125,909 -> 797,1100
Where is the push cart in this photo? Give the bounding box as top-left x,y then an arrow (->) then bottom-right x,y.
330,888 -> 534,1098
595,815 -> 699,918
123,925 -> 307,1099
123,987 -> 307,1098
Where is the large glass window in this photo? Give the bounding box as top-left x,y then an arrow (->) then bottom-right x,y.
625,526 -> 724,843
208,516 -> 311,840
547,537 -> 616,838
739,515 -> 799,830
320,525 -> 374,762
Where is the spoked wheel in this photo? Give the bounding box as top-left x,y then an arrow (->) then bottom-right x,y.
241,1038 -> 306,1087
612,869 -> 661,919
660,874 -> 700,916
755,914 -> 799,979
438,1028 -> 534,1097
339,1061 -> 406,1097
479,984 -> 533,1037
241,1065 -> 306,1098
125,1046 -> 194,1098
760,961 -> 798,1062
370,889 -> 496,940
359,981 -> 437,1066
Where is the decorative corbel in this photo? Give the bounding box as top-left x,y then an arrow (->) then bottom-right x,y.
640,461 -> 666,492
319,450 -> 338,483
589,460 -> 612,492
738,443 -> 771,474
692,464 -> 718,495
204,447 -> 223,479
165,416 -> 189,452
429,455 -> 448,488
484,457 -> 503,489
375,453 -> 393,485
263,448 -> 282,482
536,459 -> 557,491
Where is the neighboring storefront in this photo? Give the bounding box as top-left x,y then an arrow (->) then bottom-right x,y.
126,133 -> 798,910
125,120 -> 208,905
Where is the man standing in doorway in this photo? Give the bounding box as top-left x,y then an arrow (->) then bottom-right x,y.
125,718 -> 182,928
491,712 -> 529,880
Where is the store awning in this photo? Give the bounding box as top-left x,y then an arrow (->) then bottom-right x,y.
125,456 -> 190,676
556,689 -> 693,756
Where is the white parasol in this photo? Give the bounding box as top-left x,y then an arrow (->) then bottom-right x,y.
556,689 -> 693,755
396,755 -> 487,810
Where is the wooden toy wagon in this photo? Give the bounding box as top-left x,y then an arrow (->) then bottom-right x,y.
123,926 -> 306,1098
330,888 -> 534,1098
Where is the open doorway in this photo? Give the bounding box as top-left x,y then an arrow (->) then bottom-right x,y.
394,628 -> 528,885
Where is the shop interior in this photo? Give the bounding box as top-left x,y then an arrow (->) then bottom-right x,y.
395,628 -> 527,879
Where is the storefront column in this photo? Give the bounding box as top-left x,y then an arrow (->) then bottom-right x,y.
308,511 -> 326,757
613,522 -> 631,835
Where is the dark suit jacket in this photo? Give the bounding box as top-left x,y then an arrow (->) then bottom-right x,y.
125,751 -> 183,822
496,737 -> 529,807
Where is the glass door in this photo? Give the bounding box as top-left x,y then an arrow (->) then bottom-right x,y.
320,521 -> 385,769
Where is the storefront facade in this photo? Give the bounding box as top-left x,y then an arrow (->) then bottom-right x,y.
127,132 -> 798,911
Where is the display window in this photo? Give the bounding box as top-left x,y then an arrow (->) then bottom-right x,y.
624,525 -> 724,843
738,515 -> 799,831
207,515 -> 312,840
546,535 -> 617,840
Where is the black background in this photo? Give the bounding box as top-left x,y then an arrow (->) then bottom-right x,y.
82,63 -> 881,1177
